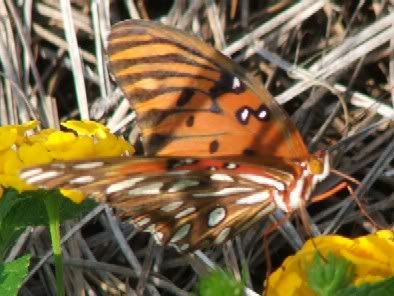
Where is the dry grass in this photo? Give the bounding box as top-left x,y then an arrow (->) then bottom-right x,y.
1,0 -> 393,295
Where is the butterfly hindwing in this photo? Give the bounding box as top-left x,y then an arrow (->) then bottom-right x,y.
21,156 -> 291,251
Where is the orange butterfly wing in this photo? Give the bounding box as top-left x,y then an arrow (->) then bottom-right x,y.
108,20 -> 309,160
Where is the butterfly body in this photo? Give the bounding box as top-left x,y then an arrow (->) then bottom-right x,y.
20,20 -> 331,252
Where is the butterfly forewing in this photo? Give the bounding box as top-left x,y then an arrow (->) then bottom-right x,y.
108,20 -> 309,159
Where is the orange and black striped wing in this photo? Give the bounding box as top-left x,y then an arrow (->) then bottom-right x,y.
108,20 -> 309,160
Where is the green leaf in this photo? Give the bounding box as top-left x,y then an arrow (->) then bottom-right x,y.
194,270 -> 245,296
307,252 -> 354,296
2,188 -> 96,227
0,188 -> 96,258
337,276 -> 394,296
0,255 -> 30,296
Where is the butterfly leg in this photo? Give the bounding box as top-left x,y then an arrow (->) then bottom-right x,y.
310,181 -> 348,203
312,178 -> 383,230
311,168 -> 361,203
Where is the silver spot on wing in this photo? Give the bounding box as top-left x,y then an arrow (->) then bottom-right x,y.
210,173 -> 234,182
72,161 -> 105,169
128,182 -> 163,196
239,174 -> 285,191
193,187 -> 253,197
24,171 -> 62,184
214,227 -> 231,245
160,201 -> 184,212
106,177 -> 144,194
170,224 -> 191,243
69,175 -> 95,185
20,168 -> 43,180
167,179 -> 200,193
236,191 -> 271,205
208,207 -> 226,227
175,207 -> 196,219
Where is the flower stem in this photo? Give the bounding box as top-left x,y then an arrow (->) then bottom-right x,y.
45,194 -> 65,296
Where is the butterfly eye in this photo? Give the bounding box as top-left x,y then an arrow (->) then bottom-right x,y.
309,158 -> 324,175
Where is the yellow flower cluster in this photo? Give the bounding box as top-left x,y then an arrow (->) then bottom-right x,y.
0,120 -> 134,202
267,230 -> 394,295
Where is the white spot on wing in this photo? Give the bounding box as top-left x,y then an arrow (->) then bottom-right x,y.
240,174 -> 285,191
51,163 -> 66,169
128,182 -> 163,195
69,175 -> 95,185
160,201 -> 183,212
210,174 -> 234,182
72,161 -> 104,169
152,231 -> 164,244
240,109 -> 249,121
168,179 -> 199,193
236,191 -> 271,205
175,207 -> 196,219
170,224 -> 191,243
258,109 -> 268,120
225,162 -> 238,170
25,171 -> 62,184
208,207 -> 226,227
214,227 -> 231,245
232,77 -> 241,89
179,243 -> 189,251
193,187 -> 253,197
20,168 -> 43,180
135,217 -> 150,227
106,177 -> 144,194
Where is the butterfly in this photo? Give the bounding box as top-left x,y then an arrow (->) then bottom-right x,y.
20,19 -> 330,253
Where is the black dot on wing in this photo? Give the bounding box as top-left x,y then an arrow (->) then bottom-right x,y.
176,88 -> 194,107
166,158 -> 180,170
186,115 -> 194,127
243,149 -> 255,156
209,140 -> 219,154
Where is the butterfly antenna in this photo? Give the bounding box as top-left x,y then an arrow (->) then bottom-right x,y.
330,169 -> 361,186
315,169 -> 383,230
330,169 -> 384,229
346,184 -> 383,230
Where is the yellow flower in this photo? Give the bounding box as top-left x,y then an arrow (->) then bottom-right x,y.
45,131 -> 95,161
0,120 -> 134,203
62,120 -> 110,139
60,189 -> 85,204
266,230 -> 394,295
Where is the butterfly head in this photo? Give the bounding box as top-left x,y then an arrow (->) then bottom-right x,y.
307,150 -> 330,187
